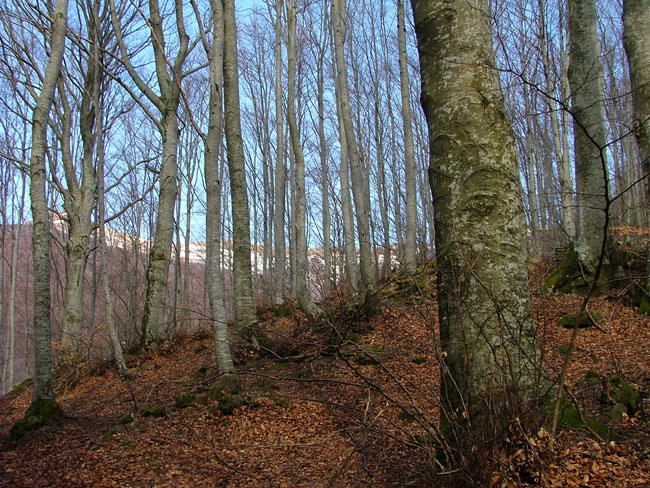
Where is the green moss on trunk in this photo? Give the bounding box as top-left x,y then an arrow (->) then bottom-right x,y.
7,398 -> 63,441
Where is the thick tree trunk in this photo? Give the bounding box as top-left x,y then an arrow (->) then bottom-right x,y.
567,0 -> 609,272
223,0 -> 259,339
30,0 -> 69,405
141,114 -> 180,347
623,0 -> 650,288
411,0 -> 543,431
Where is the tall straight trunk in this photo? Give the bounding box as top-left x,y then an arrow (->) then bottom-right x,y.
286,0 -> 320,317
223,0 -> 259,338
567,0 -> 609,272
198,0 -> 235,374
398,0 -> 417,272
316,25 -> 331,300
273,0 -> 287,306
29,0 -> 69,405
540,0 -> 575,240
411,0 -> 543,433
623,0 -> 650,287
336,95 -> 359,292
332,0 -> 376,309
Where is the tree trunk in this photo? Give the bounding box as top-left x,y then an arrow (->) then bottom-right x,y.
273,0 -> 287,307
623,0 -> 650,288
286,0 -> 320,317
29,0 -> 69,406
567,0 -> 609,272
223,0 -> 259,340
398,0 -> 418,272
332,0 -> 376,310
203,0 -> 234,374
411,0 -> 544,433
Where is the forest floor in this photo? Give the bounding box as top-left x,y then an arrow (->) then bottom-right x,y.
2,256 -> 650,487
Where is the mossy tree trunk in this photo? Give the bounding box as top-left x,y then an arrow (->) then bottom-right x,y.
411,0 -> 544,433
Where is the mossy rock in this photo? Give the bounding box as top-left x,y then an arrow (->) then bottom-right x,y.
558,346 -> 570,355
399,410 -> 418,424
140,404 -> 166,418
270,395 -> 294,410
11,377 -> 33,394
175,393 -> 198,409
208,379 -> 243,415
7,398 -> 64,441
609,403 -> 628,423
580,369 -> 601,384
412,356 -> 427,365
543,245 -> 583,293
601,373 -> 640,413
557,311 -> 604,329
117,412 -> 134,425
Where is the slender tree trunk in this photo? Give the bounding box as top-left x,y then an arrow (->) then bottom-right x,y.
223,0 -> 259,340
411,0 -> 543,434
273,0 -> 287,307
398,0 -> 417,272
286,0 -> 320,317
29,0 -> 69,406
336,94 -> 359,293
567,0 -> 609,272
332,0 -> 376,311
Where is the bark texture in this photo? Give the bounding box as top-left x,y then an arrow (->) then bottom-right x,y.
223,0 -> 259,336
30,0 -> 69,403
204,0 -> 234,374
567,0 -> 609,272
411,0 -> 543,427
622,0 -> 650,286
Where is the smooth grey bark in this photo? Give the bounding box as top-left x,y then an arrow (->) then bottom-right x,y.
315,9 -> 332,300
411,0 -> 543,428
567,0 -> 609,272
286,0 -> 320,317
273,0 -> 287,306
623,0 -> 650,287
29,0 -> 69,404
198,0 -> 234,374
335,93 -> 359,292
223,0 -> 259,338
398,0 -> 418,272
110,0 -> 189,348
332,0 -> 376,307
